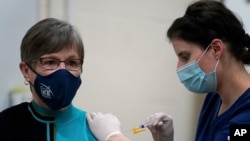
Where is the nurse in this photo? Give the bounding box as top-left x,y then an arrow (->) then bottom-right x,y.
87,1 -> 250,141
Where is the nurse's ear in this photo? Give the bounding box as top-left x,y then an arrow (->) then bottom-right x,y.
210,39 -> 224,59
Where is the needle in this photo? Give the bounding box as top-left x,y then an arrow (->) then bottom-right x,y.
123,122 -> 152,134
131,123 -> 152,134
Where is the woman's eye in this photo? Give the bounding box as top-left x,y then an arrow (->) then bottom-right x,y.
179,52 -> 190,61
45,60 -> 57,65
41,58 -> 58,66
68,60 -> 77,66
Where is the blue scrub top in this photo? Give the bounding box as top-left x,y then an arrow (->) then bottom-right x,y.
195,88 -> 250,141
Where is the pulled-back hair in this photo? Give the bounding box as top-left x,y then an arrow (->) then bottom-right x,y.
167,0 -> 250,64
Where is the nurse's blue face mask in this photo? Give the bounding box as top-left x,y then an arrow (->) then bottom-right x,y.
176,44 -> 219,93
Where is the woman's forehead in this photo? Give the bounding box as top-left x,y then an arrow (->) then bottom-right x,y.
40,48 -> 80,59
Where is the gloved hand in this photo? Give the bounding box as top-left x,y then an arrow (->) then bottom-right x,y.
146,112 -> 174,141
86,112 -> 122,141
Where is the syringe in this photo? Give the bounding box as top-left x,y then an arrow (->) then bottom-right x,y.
139,123 -> 151,128
131,123 -> 151,134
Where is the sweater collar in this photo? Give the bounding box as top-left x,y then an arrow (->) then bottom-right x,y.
28,100 -> 75,123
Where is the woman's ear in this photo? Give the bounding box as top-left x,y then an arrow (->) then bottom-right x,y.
210,39 -> 224,59
19,62 -> 31,83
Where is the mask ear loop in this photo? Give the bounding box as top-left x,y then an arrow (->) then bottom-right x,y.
25,62 -> 39,75
213,60 -> 220,72
197,44 -> 211,62
24,62 -> 39,91
196,43 -> 220,72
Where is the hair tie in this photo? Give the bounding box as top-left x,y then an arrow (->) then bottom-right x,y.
245,33 -> 250,45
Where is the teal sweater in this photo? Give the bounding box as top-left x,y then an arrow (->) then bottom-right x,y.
0,101 -> 97,141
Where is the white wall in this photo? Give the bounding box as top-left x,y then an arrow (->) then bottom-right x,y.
0,0 -> 37,110
69,0 -> 202,141
0,1 -> 200,141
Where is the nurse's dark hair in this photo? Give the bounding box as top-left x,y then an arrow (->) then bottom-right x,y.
167,0 -> 250,64
20,18 -> 84,65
